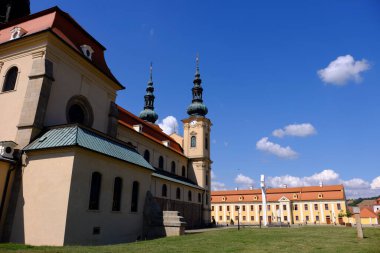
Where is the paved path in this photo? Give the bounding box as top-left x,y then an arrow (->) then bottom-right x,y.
185,226 -> 235,234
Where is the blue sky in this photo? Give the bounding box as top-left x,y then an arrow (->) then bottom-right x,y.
32,1 -> 380,198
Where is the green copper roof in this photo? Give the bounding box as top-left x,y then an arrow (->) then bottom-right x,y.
24,125 -> 154,171
152,171 -> 204,190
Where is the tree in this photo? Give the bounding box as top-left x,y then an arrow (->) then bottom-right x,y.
344,209 -> 353,218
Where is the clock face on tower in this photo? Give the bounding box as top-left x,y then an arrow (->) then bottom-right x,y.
190,120 -> 197,126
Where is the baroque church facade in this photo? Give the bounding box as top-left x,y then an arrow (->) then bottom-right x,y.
0,6 -> 212,245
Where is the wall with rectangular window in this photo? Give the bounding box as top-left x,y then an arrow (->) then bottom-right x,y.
62,149 -> 153,245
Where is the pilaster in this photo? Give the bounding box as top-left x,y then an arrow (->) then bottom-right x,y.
15,51 -> 54,148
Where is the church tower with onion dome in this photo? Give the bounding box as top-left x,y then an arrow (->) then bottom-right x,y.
183,55 -> 212,224
139,63 -> 158,123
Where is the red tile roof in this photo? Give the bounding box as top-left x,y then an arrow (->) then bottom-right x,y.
211,185 -> 345,203
117,105 -> 184,155
0,7 -> 123,89
360,207 -> 378,218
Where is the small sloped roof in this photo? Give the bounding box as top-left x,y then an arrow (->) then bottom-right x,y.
152,169 -> 204,190
24,124 -> 154,171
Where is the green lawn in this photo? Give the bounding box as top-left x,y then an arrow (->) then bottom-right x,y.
0,226 -> 379,253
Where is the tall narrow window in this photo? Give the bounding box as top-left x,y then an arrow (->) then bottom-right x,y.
206,174 -> 209,186
131,181 -> 139,212
2,67 -> 18,92
205,194 -> 209,205
89,172 -> 102,210
112,177 -> 122,211
198,193 -> 201,203
176,187 -> 181,200
162,184 -> 167,197
144,150 -> 150,163
188,190 -> 192,201
158,156 -> 164,170
182,166 -> 186,177
190,136 -> 196,147
205,135 -> 208,150
171,161 -> 176,174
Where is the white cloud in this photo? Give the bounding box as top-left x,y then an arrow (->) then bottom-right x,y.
268,169 -> 339,188
273,123 -> 316,138
343,178 -> 370,189
235,174 -> 254,188
304,169 -> 339,183
266,169 -> 380,198
268,175 -> 304,188
158,116 -> 178,135
212,181 -> 227,191
317,55 -> 370,85
370,176 -> 380,189
256,137 -> 298,159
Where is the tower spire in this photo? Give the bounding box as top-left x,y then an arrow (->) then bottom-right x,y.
195,53 -> 200,76
139,63 -> 158,123
187,55 -> 208,117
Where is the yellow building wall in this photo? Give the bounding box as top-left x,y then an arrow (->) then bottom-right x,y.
211,200 -> 347,225
64,148 -> 152,245
44,37 -> 117,133
0,42 -> 36,143
151,177 -> 203,204
9,150 -> 75,246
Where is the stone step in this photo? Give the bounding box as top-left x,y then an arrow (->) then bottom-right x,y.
163,211 -> 181,217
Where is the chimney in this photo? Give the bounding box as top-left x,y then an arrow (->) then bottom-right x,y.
249,186 -> 253,190
235,187 -> 238,191
282,184 -> 287,189
319,182 -> 323,187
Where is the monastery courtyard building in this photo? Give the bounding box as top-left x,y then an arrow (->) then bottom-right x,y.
211,185 -> 347,225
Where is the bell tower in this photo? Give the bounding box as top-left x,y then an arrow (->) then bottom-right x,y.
183,55 -> 212,224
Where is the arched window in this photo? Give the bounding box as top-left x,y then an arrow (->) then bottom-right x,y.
112,177 -> 122,211
188,190 -> 192,201
89,172 -> 102,210
158,156 -> 164,170
171,161 -> 176,174
2,67 -> 18,92
198,193 -> 202,203
182,166 -> 186,177
66,95 -> 94,127
144,150 -> 150,163
176,187 -> 181,200
191,136 -> 196,148
205,135 -> 209,150
162,184 -> 167,197
131,181 -> 139,212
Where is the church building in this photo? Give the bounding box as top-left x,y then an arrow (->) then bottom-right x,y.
0,4 -> 212,246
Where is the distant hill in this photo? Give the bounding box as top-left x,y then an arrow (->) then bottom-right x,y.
347,195 -> 380,206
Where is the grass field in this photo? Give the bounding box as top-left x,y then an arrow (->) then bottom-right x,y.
0,226 -> 379,253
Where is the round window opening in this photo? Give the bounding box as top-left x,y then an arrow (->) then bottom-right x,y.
66,95 -> 94,127
68,104 -> 85,124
